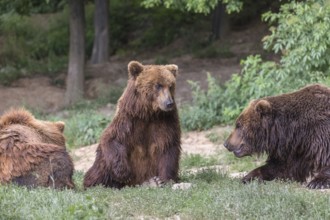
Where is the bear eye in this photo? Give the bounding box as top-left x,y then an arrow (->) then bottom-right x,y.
236,122 -> 241,129
155,83 -> 163,90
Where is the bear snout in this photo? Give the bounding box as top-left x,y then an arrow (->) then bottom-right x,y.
223,141 -> 229,150
165,99 -> 174,109
223,140 -> 235,152
224,137 -> 250,157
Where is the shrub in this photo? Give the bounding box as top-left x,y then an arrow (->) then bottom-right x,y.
64,110 -> 110,149
0,4 -> 96,85
181,0 -> 330,130
180,73 -> 224,130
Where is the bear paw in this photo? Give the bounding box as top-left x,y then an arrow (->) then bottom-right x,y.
142,176 -> 164,187
242,173 -> 262,184
112,163 -> 132,183
307,177 -> 330,189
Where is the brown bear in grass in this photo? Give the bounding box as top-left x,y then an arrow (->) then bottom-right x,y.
83,61 -> 181,188
224,84 -> 330,189
0,108 -> 75,189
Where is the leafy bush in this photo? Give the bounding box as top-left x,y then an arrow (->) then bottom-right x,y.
180,74 -> 224,130
181,0 -> 330,130
64,110 -> 110,149
0,4 -> 96,85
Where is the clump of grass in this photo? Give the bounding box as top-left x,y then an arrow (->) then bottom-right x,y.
63,110 -> 110,149
221,151 -> 267,173
180,154 -> 220,170
206,129 -> 231,145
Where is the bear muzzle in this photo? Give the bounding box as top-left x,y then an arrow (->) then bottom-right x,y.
224,140 -> 250,158
165,100 -> 174,109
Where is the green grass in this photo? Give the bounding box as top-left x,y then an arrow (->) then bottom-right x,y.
1,169 -> 330,219
181,154 -> 220,169
5,104 -> 328,219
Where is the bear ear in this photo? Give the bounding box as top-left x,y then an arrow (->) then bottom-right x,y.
255,100 -> 271,115
166,64 -> 178,77
55,121 -> 65,133
128,61 -> 144,79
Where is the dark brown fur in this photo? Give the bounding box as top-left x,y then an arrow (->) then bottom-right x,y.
224,84 -> 330,189
0,108 -> 74,189
83,61 -> 181,188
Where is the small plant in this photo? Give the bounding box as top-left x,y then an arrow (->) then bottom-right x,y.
64,110 -> 111,149
180,154 -> 220,170
222,151 -> 266,173
206,130 -> 231,144
180,73 -> 224,130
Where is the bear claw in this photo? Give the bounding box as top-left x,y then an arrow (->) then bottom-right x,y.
307,178 -> 330,189
142,176 -> 164,187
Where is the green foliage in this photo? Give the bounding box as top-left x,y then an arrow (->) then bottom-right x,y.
207,129 -> 231,144
181,0 -> 330,130
110,0 -> 207,53
64,111 -> 110,149
262,0 -> 330,76
0,0 -> 65,15
222,151 -> 267,173
180,73 -> 224,130
0,12 -> 66,84
0,0 -> 211,83
141,0 -> 243,14
180,154 -> 220,169
0,3 -> 97,85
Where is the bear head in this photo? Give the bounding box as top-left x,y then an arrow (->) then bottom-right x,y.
127,61 -> 178,113
224,99 -> 272,157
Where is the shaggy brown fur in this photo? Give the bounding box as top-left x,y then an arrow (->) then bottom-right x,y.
0,108 -> 74,189
224,84 -> 330,189
83,61 -> 181,188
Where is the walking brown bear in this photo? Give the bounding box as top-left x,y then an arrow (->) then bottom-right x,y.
83,61 -> 181,188
224,84 -> 330,189
0,108 -> 74,189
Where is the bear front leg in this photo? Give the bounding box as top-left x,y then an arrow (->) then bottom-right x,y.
157,146 -> 180,184
242,160 -> 286,183
84,140 -> 132,188
105,140 -> 132,184
307,166 -> 330,189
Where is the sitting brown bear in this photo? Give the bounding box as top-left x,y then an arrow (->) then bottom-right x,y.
0,108 -> 75,189
224,84 -> 330,189
83,61 -> 181,188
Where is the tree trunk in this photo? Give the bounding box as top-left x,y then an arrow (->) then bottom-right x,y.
65,0 -> 86,106
91,0 -> 109,64
210,2 -> 229,41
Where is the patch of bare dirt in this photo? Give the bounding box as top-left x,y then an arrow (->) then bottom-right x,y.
71,126 -> 233,173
